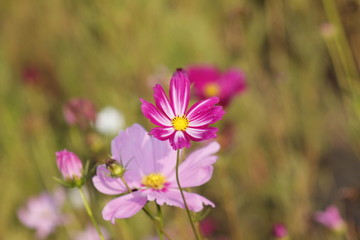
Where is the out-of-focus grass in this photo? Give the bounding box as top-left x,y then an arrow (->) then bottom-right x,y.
0,0 -> 359,239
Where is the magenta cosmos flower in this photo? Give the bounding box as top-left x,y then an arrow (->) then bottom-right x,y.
141,69 -> 224,150
17,188 -> 67,239
314,205 -> 345,231
187,65 -> 246,107
93,124 -> 218,223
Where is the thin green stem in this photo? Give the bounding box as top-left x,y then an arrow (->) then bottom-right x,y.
78,187 -> 105,240
143,205 -> 172,239
120,176 -> 131,192
175,150 -> 200,240
156,204 -> 164,240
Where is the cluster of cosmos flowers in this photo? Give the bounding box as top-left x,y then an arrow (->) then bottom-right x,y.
17,66 -> 347,239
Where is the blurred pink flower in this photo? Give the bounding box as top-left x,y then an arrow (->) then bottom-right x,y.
56,150 -> 83,181
93,124 -> 218,223
320,22 -> 336,39
199,218 -> 217,237
141,69 -> 224,150
17,188 -> 67,239
272,223 -> 288,238
314,205 -> 345,231
72,224 -> 109,240
63,98 -> 97,129
22,65 -> 40,85
187,65 -> 246,107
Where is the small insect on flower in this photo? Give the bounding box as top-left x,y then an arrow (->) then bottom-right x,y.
93,124 -> 219,223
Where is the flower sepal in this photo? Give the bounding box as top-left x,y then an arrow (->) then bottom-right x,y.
54,160 -> 90,188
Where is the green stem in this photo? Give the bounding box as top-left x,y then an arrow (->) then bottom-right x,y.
156,204 -> 164,240
120,176 -> 131,192
175,150 -> 200,240
78,187 -> 105,240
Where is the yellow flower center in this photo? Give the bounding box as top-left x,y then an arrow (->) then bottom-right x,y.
142,173 -> 166,190
171,116 -> 189,131
204,83 -> 220,97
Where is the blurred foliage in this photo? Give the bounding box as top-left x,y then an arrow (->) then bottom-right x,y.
0,0 -> 360,239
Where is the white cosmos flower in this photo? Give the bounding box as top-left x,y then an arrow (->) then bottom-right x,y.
95,106 -> 125,135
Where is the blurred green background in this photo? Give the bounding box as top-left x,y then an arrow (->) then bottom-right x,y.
1,0 -> 360,239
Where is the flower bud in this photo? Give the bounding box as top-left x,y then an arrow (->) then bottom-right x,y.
56,150 -> 84,187
105,158 -> 125,178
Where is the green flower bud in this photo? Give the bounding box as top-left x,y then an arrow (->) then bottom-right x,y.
105,158 -> 126,178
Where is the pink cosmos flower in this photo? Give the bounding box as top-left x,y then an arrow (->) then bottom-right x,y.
187,65 -> 246,107
63,98 -> 97,129
141,69 -> 225,150
17,188 -> 67,239
56,150 -> 83,181
314,205 -> 345,231
92,124 -> 218,223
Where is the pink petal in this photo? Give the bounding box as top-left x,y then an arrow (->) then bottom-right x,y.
188,106 -> 225,127
151,137 -> 177,176
150,127 -> 175,141
92,165 -> 128,195
111,124 -> 154,178
152,189 -> 214,212
314,205 -> 343,229
186,127 -> 218,141
153,84 -> 175,119
102,192 -> 147,223
186,97 -> 220,120
187,65 -> 220,86
220,69 -> 246,96
140,99 -> 172,127
111,124 -> 174,177
169,69 -> 190,116
187,65 -> 220,100
218,69 -> 246,106
17,208 -> 35,228
169,130 -> 191,150
167,142 -> 220,187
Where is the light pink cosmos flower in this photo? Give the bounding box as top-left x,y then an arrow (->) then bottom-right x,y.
187,65 -> 246,107
56,150 -> 83,181
314,205 -> 345,231
92,124 -> 218,223
141,69 -> 225,150
17,188 -> 67,239
72,224 -> 109,240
